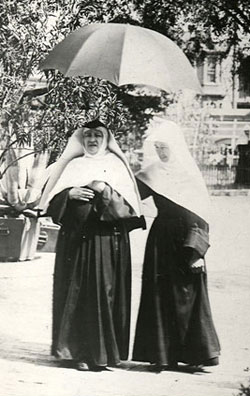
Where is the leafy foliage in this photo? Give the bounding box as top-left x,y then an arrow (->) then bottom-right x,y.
0,0 -> 54,157
2,0 -> 250,210
36,73 -> 130,159
1,0 -> 250,166
132,0 -> 250,63
0,0 -> 152,165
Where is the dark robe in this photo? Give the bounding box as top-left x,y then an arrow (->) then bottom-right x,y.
47,184 -> 143,367
235,143 -> 250,185
132,179 -> 220,367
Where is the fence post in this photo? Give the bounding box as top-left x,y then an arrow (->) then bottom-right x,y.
231,118 -> 237,151
192,120 -> 201,160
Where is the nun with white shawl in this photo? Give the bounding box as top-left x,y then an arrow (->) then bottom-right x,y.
39,120 -> 143,371
132,120 -> 220,371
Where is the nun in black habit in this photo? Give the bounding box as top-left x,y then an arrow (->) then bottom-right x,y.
39,120 -> 143,371
132,120 -> 220,371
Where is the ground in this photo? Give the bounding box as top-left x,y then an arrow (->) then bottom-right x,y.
0,196 -> 250,396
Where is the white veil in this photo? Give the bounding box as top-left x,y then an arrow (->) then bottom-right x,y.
137,119 -> 211,223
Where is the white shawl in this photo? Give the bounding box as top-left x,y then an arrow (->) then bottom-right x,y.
39,128 -> 141,217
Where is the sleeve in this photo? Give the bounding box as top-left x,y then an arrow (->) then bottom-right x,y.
46,189 -> 70,225
93,184 -> 146,231
46,188 -> 93,226
183,223 -> 210,257
136,178 -> 152,200
182,211 -> 210,265
94,184 -> 135,221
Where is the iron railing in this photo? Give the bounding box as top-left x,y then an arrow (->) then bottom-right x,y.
200,165 -> 250,189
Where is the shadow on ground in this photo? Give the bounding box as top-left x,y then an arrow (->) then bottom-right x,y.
0,337 -> 211,376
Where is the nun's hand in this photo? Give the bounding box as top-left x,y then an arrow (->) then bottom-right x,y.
189,258 -> 205,274
69,187 -> 95,201
87,181 -> 106,193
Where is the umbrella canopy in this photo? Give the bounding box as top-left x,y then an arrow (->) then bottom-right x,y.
40,23 -> 202,94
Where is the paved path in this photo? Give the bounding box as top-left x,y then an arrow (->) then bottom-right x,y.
0,196 -> 250,396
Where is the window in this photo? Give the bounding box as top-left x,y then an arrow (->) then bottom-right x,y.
239,77 -> 250,99
207,57 -> 216,82
204,55 -> 220,84
238,57 -> 250,100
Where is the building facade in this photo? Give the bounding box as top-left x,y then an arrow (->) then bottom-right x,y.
196,49 -> 250,151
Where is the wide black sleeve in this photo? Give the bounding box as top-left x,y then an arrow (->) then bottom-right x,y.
46,188 -> 92,226
92,184 -> 131,220
45,189 -> 70,225
94,184 -> 146,230
183,223 -> 210,258
183,210 -> 210,264
136,178 -> 153,200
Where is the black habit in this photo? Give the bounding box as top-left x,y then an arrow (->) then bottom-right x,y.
47,184 -> 142,367
132,179 -> 220,367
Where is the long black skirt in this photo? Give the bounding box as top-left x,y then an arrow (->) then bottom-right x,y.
132,216 -> 220,366
52,220 -> 131,367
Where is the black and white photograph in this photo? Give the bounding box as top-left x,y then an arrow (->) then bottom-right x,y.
0,1 -> 250,396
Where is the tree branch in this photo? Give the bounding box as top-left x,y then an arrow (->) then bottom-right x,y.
208,0 -> 250,33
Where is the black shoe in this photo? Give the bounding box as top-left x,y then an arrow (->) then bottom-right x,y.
202,357 -> 219,367
88,364 -> 111,372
